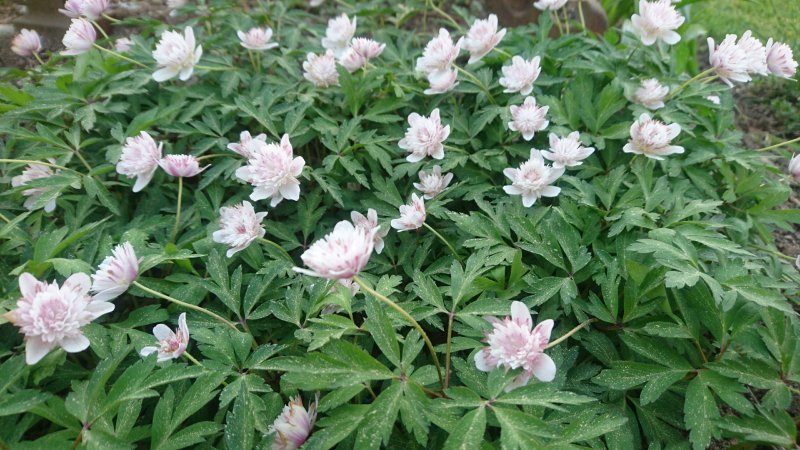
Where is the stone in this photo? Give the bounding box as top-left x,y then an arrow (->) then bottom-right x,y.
486,0 -> 608,35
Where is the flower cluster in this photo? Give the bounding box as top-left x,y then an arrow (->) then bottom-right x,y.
709,31 -> 797,87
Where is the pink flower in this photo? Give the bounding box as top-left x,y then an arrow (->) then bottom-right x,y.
424,69 -> 459,95
90,242 -> 140,302
79,0 -> 109,20
61,18 -> 96,56
630,0 -> 685,46
391,193 -> 426,231
159,154 -> 208,178
11,160 -> 59,213
269,395 -> 318,450
351,37 -> 385,60
11,29 -> 42,57
116,131 -> 163,192
238,27 -> 278,51
398,108 -> 451,162
227,131 -> 268,159
474,301 -> 555,392
463,14 -> 506,64
140,313 -> 189,362
503,150 -> 564,207
235,134 -> 305,207
413,165 -> 453,199
212,201 -> 268,257
303,50 -> 339,87
623,113 -> 684,160
788,154 -> 800,178
152,27 -> 202,82
766,39 -> 798,79
708,35 -> 751,87
533,0 -> 568,10
633,78 -> 669,110
321,13 -> 357,58
339,47 -> 368,72
508,96 -> 549,141
294,220 -> 376,280
59,0 -> 82,17
415,28 -> 463,81
351,208 -> 389,254
541,132 -> 595,168
114,37 -> 133,53
499,56 -> 541,95
4,273 -> 113,365
737,31 -> 768,75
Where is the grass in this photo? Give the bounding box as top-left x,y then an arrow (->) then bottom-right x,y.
692,0 -> 800,48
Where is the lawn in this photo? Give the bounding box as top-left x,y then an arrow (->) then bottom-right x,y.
693,0 -> 800,48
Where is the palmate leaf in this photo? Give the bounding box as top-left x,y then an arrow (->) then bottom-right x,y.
442,406 -> 486,450
684,377 -> 719,450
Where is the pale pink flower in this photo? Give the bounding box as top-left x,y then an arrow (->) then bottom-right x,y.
167,0 -> 186,10
321,13 -> 357,58
463,14 -> 507,64
623,113 -> 684,160
708,35 -> 752,87
474,301 -> 555,392
238,27 -> 278,51
59,0 -> 82,18
152,27 -> 202,82
212,201 -> 268,257
423,69 -> 459,95
159,154 -> 207,178
11,160 -> 59,213
705,95 -> 721,105
294,220 -> 376,280
227,131 -> 268,159
351,208 -> 388,254
116,131 -> 163,192
765,39 -> 798,79
499,56 -> 541,95
413,165 -> 453,199
503,150 -> 564,207
235,134 -> 305,207
508,96 -> 549,141
737,31 -> 768,75
61,18 -> 96,56
90,242 -> 140,302
303,50 -> 339,87
788,154 -> 800,179
269,395 -> 318,450
633,78 -> 669,110
339,47 -> 368,72
391,193 -> 426,231
415,28 -> 463,81
351,37 -> 385,59
114,37 -> 133,53
11,29 -> 42,57
310,0 -> 324,6
541,132 -> 595,168
140,313 -> 189,362
630,0 -> 685,46
4,273 -> 113,365
533,0 -> 568,10
398,108 -> 450,162
78,0 -> 109,20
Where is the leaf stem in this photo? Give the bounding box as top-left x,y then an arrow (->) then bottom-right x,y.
92,43 -> 148,67
132,280 -> 239,331
444,310 -> 454,388
422,222 -> 461,261
755,136 -> 800,153
257,237 -> 293,263
171,176 -> 183,242
545,318 -> 597,349
751,245 -> 796,262
72,149 -> 93,171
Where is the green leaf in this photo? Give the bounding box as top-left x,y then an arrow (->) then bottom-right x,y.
442,406 -> 486,450
0,390 -> 51,416
354,383 -> 403,449
684,377 -> 719,450
364,299 -> 401,368
716,408 -> 796,447
492,406 -> 554,449
224,382 -> 254,450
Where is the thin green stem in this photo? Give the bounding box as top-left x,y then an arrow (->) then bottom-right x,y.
562,7 -> 570,34
33,52 -> 45,66
133,280 -> 239,331
751,245 -> 796,262
102,13 -> 120,23
545,318 -> 597,349
257,237 -> 293,263
92,43 -> 148,67
172,176 -> 183,242
454,65 -> 495,104
353,275 -> 444,388
196,153 -> 226,161
91,20 -> 109,40
72,149 -> 93,171
578,0 -> 586,31
430,2 -> 462,32
422,222 -> 461,261
184,351 -> 204,368
491,47 -> 512,58
553,11 -> 563,35
0,212 -> 9,223
444,311 -> 454,388
755,136 -> 800,152
195,65 -> 228,72
0,158 -> 78,174
664,68 -> 716,101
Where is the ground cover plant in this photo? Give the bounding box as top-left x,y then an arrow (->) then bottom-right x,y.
2,0 -> 800,448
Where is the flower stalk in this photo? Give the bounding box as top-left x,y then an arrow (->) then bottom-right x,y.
755,136 -> 800,152
422,222 -> 461,261
545,318 -> 597,349
171,176 -> 183,242
258,237 -> 294,263
132,280 -> 239,331
92,43 -> 148,67
664,67 -> 716,101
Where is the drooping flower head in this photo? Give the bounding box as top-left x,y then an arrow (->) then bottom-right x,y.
115,37 -> 133,53
630,0 -> 685,46
11,29 -> 42,57
623,113 -> 684,160
61,18 -> 96,56
708,35 -> 752,87
140,313 -> 189,362
399,108 -> 451,162
508,96 -> 549,141
321,13 -> 357,58
424,69 -> 459,95
351,208 -> 389,254
413,165 -> 454,199
78,0 -> 109,20
633,78 -> 669,110
788,154 -> 800,179
294,220 -> 376,280
269,395 -> 318,450
415,28 -> 463,80
541,132 -> 595,168
474,301 -> 555,392
212,201 -> 268,257
152,27 -> 203,82
533,0 -> 568,11
11,160 -> 59,213
117,131 -> 163,192
227,131 -> 268,159
90,242 -> 140,302
59,0 -> 82,18
499,56 -> 541,95
159,154 -> 207,177
235,134 -> 305,207
238,27 -> 278,51
5,273 -> 113,365
503,150 -> 564,207
736,30 -> 768,75
463,14 -> 507,64
390,193 -> 426,232
765,39 -> 798,79
303,50 -> 339,87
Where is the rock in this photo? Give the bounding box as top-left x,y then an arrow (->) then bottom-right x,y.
486,0 -> 608,35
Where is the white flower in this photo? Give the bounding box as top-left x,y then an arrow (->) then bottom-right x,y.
499,56 -> 541,95
415,28 -> 463,81
391,193 -> 426,231
303,50 -> 339,87
705,95 -> 721,105
11,160 -> 60,213
269,395 -> 318,450
630,0 -> 685,46
508,96 -> 549,141
78,0 -> 108,20
424,69 -> 459,95
633,78 -> 669,110
623,113 -> 684,160
294,220 -> 376,280
238,27 -> 278,51
140,313 -> 189,362
788,154 -> 800,179
212,201 -> 268,257
152,27 -> 202,82
351,208 -> 389,254
398,108 -> 451,162
533,0 -> 568,11
766,39 -> 798,79
59,0 -> 82,18
115,37 -> 133,53
90,242 -> 140,302
351,37 -> 385,59
11,29 -> 42,57
413,165 -> 454,199
708,35 -> 751,87
159,154 -> 207,177
541,132 -> 595,168
235,134 -> 305,207
61,18 -> 96,56
503,150 -> 564,207
339,47 -> 368,72
227,131 -> 268,159
737,31 -> 768,75
463,14 -> 507,64
116,131 -> 163,192
321,13 -> 357,58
